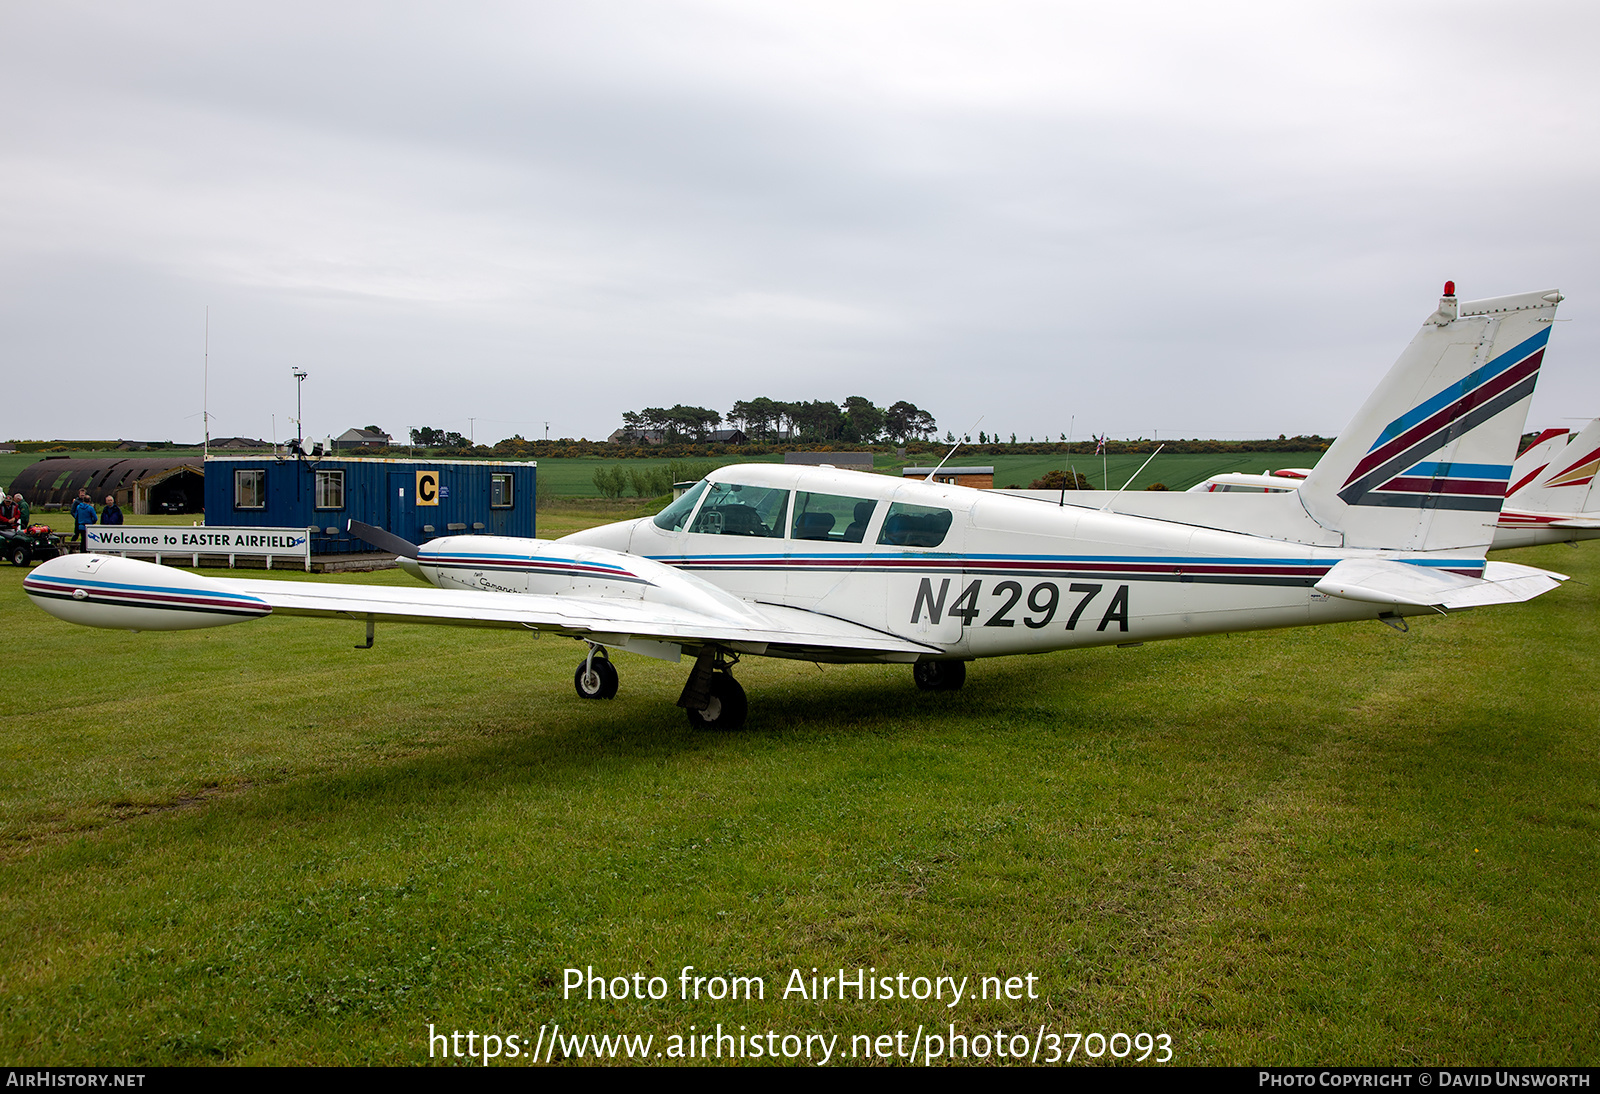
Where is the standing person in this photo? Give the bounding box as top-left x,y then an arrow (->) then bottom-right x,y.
15,493 -> 30,528
101,495 -> 124,525
71,490 -> 97,551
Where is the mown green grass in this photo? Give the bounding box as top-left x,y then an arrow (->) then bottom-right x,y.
0,540 -> 1594,1066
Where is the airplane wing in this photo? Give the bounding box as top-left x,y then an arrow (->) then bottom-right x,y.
1313,558 -> 1567,611
22,553 -> 933,662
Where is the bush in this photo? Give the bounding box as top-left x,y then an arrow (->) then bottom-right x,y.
1027,469 -> 1091,490
592,466 -> 628,498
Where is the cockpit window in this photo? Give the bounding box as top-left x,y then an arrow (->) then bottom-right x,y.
876,502 -> 953,548
791,492 -> 877,543
652,479 -> 709,531
689,482 -> 791,538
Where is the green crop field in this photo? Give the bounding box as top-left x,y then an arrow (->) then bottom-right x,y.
1,533 -> 1594,1067
538,450 -> 1325,497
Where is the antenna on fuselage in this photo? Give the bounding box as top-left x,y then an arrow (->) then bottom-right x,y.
1098,444 -> 1164,511
925,415 -> 983,482
1061,414 -> 1079,507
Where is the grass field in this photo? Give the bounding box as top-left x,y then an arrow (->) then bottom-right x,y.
0,525 -> 1595,1066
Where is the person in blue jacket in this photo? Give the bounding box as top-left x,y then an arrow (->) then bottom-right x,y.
71,490 -> 97,551
101,495 -> 124,525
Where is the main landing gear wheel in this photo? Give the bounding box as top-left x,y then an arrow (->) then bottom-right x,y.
573,653 -> 619,700
913,659 -> 967,691
685,673 -> 747,731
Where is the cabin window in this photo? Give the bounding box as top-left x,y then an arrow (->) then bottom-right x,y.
690,482 -> 791,538
491,473 -> 514,508
653,479 -> 708,531
876,502 -> 952,548
234,469 -> 266,509
314,470 -> 345,509
791,492 -> 877,543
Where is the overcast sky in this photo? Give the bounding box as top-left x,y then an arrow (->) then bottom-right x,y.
3,1 -> 1598,446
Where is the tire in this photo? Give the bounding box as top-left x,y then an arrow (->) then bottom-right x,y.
685,673 -> 748,731
913,659 -> 967,691
573,657 -> 619,700
8,545 -> 27,567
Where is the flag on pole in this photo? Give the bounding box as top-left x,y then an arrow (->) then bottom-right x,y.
1094,434 -> 1106,456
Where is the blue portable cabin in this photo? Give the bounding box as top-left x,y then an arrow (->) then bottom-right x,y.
203,455 -> 537,554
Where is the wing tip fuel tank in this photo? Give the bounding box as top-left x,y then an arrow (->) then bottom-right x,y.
24,554 -> 272,631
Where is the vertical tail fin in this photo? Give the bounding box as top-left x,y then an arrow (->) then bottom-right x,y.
1297,284 -> 1561,551
1505,427 -> 1572,499
1511,417 -> 1600,513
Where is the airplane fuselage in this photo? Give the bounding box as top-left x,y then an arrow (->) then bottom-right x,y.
524,464 -> 1479,662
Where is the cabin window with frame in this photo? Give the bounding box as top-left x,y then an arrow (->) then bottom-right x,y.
689,482 -> 791,538
790,492 -> 878,543
876,502 -> 953,548
234,469 -> 266,510
491,473 -> 514,508
314,470 -> 345,509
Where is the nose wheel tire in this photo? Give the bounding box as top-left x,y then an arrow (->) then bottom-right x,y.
913,659 -> 967,691
685,673 -> 747,731
574,656 -> 619,700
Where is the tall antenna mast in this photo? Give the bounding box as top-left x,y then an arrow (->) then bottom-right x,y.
203,307 -> 210,460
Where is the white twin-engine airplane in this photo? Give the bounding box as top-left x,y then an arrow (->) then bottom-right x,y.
24,285 -> 1569,730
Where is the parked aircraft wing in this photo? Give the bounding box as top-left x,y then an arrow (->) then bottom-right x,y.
1313,558 -> 1566,611
23,553 -> 933,660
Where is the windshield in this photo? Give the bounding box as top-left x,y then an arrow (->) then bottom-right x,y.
652,480 -> 709,531
690,482 -> 791,537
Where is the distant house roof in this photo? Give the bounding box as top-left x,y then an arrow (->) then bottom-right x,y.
210,436 -> 272,449
334,428 -> 392,449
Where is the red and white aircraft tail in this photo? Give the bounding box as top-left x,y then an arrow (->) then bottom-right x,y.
1510,418 -> 1600,512
1506,427 -> 1572,499
1493,418 -> 1600,547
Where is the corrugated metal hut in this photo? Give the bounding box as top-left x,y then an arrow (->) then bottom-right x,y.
203,455 -> 536,554
9,456 -> 205,513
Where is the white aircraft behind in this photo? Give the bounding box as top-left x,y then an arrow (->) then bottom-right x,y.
1185,421 -> 1600,550
24,285 -> 1569,730
1188,468 -> 1310,494
1490,419 -> 1600,548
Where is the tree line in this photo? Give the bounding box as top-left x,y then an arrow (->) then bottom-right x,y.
618,397 -> 938,444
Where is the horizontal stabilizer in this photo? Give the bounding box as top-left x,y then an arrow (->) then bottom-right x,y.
1314,558 -> 1566,611
1547,517 -> 1600,529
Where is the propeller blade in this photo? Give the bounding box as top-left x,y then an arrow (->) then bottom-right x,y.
347,519 -> 419,559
